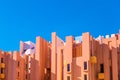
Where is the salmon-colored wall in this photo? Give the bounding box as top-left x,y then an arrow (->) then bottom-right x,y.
52,32 -> 120,80
35,36 -> 50,80
51,32 -> 57,80
118,53 -> 120,80
0,32 -> 120,80
64,36 -> 73,80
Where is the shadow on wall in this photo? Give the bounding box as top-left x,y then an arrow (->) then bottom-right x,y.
0,43 -> 120,80
72,58 -> 81,80
30,56 -> 51,80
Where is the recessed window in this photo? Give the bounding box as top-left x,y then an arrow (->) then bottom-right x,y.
84,74 -> 87,80
67,64 -> 70,72
67,76 -> 70,80
1,68 -> 3,73
84,62 -> 87,70
100,64 -> 104,73
1,58 -> 3,63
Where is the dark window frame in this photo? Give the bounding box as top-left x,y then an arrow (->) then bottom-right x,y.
1,58 -> 3,63
67,64 -> 70,72
1,68 -> 4,73
84,74 -> 87,80
100,64 -> 104,73
84,61 -> 87,70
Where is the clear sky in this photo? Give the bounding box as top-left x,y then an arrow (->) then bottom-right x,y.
0,0 -> 120,51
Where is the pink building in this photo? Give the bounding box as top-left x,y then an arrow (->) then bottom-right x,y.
51,32 -> 120,80
0,31 -> 120,80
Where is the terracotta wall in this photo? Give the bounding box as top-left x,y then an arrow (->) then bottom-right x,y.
0,32 -> 120,80
35,36 -> 50,80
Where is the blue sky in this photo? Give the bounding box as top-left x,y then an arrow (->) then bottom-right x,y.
0,0 -> 120,51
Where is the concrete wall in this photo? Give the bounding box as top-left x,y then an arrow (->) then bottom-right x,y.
0,32 -> 120,80
35,36 -> 50,80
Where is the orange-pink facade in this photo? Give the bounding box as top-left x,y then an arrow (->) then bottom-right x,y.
0,32 -> 120,80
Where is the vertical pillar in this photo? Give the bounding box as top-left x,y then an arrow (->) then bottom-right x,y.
51,32 -> 57,80
64,36 -> 73,80
7,52 -> 13,80
12,51 -> 17,80
82,32 -> 90,80
111,38 -> 118,80
57,48 -> 63,80
103,44 -> 110,80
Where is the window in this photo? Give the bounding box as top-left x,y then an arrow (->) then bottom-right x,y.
1,68 -> 3,73
1,58 -> 3,63
100,64 -> 104,73
18,61 -> 20,67
67,64 -> 70,72
67,76 -> 70,80
84,62 -> 87,70
84,74 -> 87,80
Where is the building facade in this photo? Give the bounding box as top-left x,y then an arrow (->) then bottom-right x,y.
0,31 -> 119,80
